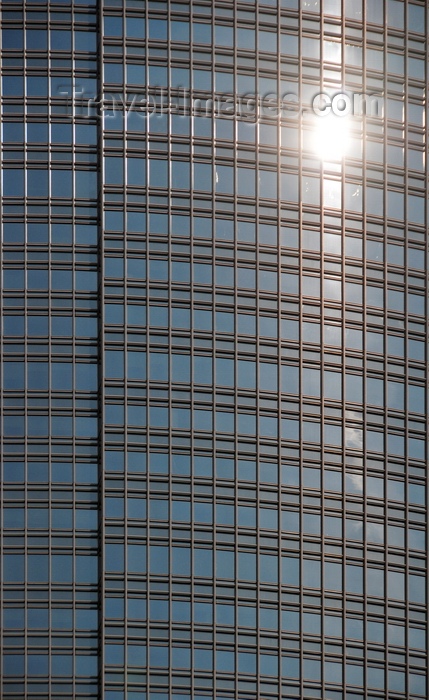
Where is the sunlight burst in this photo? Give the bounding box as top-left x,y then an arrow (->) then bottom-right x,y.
312,115 -> 351,162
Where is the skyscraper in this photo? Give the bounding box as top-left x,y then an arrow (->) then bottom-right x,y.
1,1 -> 428,700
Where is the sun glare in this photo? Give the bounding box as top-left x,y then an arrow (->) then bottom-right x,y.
312,115 -> 351,162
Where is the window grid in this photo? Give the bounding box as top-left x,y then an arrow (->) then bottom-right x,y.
1,1 -> 428,699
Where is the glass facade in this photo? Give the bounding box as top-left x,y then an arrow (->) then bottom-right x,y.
1,1 -> 428,699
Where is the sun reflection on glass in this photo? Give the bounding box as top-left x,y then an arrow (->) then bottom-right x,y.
312,115 -> 351,162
